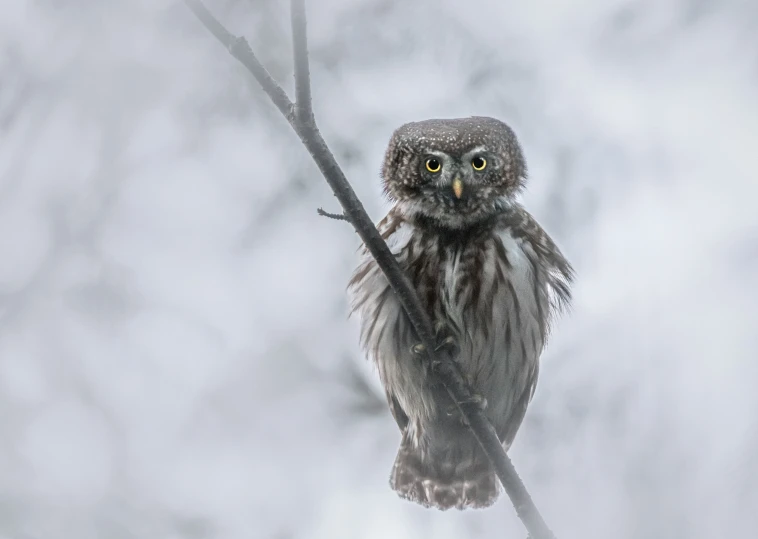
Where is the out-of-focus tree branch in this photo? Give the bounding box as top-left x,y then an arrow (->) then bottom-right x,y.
183,1 -> 557,537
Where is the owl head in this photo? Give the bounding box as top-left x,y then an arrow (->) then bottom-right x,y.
381,116 -> 526,229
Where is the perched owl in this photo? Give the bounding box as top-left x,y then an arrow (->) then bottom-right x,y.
348,117 -> 574,510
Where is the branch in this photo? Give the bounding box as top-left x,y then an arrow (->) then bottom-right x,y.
316,207 -> 350,222
183,2 -> 556,538
290,0 -> 314,125
184,0 -> 294,120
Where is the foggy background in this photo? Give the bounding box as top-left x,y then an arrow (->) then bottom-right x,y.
1,0 -> 757,538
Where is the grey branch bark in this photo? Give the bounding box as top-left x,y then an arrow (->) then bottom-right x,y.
183,1 -> 557,537
290,0 -> 315,125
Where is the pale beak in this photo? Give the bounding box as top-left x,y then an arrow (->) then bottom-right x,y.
452,177 -> 463,199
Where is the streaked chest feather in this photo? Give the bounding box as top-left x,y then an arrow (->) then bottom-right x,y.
352,220 -> 547,383
414,228 -> 543,373
349,207 -> 573,448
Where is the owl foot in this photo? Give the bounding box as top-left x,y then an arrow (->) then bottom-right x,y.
432,320 -> 460,358
461,393 -> 488,410
410,336 -> 458,356
410,322 -> 460,366
411,342 -> 443,374
445,394 -> 488,421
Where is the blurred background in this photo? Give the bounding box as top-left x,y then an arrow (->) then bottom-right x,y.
1,0 -> 757,537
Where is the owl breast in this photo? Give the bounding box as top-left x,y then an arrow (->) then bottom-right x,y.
433,228 -> 544,444
351,212 -> 548,448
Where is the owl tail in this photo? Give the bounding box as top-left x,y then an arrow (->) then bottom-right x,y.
389,430 -> 500,510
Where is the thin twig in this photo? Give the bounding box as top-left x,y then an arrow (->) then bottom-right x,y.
316,208 -> 350,222
290,0 -> 314,125
184,0 -> 294,120
183,2 -> 556,538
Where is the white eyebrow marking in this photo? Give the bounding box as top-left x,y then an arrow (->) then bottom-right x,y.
461,146 -> 487,159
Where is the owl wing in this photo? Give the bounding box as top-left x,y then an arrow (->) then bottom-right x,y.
497,361 -> 540,448
385,390 -> 409,431
501,203 -> 574,333
493,205 -> 573,446
349,207 -> 415,433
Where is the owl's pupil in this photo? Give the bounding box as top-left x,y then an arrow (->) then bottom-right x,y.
472,157 -> 485,170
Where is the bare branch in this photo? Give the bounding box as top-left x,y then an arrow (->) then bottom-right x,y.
184,2 -> 556,538
316,208 -> 350,222
184,0 -> 294,120
290,0 -> 314,125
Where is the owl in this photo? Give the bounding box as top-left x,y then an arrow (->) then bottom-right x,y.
348,116 -> 574,510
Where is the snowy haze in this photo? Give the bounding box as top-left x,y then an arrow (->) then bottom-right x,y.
1,0 -> 757,538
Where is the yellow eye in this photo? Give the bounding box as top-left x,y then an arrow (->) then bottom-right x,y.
425,158 -> 441,173
472,156 -> 487,171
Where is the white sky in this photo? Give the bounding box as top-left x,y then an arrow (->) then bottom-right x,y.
0,1 -> 756,538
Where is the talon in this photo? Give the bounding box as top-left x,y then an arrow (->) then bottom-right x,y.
470,394 -> 488,410
458,393 -> 488,411
445,394 -> 487,417
411,343 -> 426,355
430,321 -> 460,357
446,394 -> 488,426
435,335 -> 457,352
